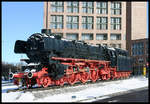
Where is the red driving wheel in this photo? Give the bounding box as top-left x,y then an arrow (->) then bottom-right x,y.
80,72 -> 89,83
68,74 -> 77,85
41,76 -> 51,88
90,70 -> 98,82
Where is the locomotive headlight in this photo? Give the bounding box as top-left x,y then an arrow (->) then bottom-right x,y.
9,72 -> 14,79
27,72 -> 33,78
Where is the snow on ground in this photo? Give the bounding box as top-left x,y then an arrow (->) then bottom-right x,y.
2,76 -> 148,102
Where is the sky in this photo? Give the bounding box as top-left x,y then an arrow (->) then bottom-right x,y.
2,2 -> 44,64
2,2 -> 149,64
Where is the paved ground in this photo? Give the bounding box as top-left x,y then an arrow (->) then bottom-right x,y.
94,87 -> 149,102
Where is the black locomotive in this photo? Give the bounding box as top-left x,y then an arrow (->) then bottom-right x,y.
12,29 -> 132,86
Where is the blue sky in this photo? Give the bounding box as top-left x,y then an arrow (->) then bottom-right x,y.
2,2 -> 44,64
2,2 -> 149,64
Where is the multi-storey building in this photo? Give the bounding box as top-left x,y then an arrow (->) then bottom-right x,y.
126,2 -> 147,56
43,1 -> 147,50
131,38 -> 149,75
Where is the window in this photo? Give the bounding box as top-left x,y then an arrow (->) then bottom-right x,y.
50,15 -> 63,29
51,2 -> 64,12
96,2 -> 108,14
82,33 -> 93,40
132,43 -> 136,56
82,2 -> 94,14
67,2 -> 79,13
96,17 -> 108,30
132,42 -> 144,56
67,16 -> 79,29
96,34 -> 107,40
111,2 -> 121,15
111,17 -> 121,30
82,16 -> 93,29
138,42 -> 144,55
66,33 -> 78,40
110,34 -> 121,40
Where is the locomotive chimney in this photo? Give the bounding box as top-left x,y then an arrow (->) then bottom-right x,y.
41,29 -> 51,36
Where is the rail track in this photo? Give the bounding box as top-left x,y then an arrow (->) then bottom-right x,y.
6,76 -> 132,93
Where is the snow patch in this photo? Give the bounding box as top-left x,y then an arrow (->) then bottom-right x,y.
2,76 -> 148,102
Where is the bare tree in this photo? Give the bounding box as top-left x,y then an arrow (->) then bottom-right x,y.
2,61 -> 21,80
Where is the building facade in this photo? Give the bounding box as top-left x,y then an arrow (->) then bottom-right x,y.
131,38 -> 149,75
126,2 -> 147,56
43,1 -> 147,50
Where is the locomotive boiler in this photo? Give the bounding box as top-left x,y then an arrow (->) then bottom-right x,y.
10,29 -> 132,88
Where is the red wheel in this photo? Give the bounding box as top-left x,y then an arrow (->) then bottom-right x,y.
90,70 -> 98,82
55,80 -> 60,86
55,78 -> 64,86
68,74 -> 77,85
101,74 -> 107,80
59,78 -> 64,86
80,72 -> 89,83
41,77 -> 51,88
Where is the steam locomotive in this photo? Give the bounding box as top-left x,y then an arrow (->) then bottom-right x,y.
10,29 -> 132,88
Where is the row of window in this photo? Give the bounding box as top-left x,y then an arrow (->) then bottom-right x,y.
56,33 -> 121,41
50,2 -> 121,15
132,42 -> 144,56
132,42 -> 149,56
50,15 -> 121,30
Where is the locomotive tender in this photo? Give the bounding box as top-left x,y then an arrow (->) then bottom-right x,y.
10,29 -> 132,88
